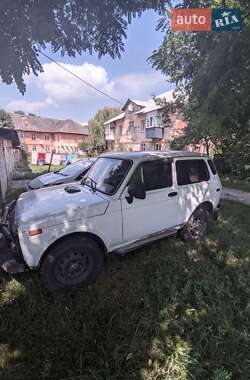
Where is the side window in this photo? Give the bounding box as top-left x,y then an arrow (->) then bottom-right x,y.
207,159 -> 217,175
176,159 -> 210,186
130,160 -> 172,191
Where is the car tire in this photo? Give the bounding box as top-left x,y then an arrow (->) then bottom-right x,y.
40,236 -> 104,292
179,208 -> 210,243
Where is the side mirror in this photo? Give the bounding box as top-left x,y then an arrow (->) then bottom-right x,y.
125,183 -> 146,204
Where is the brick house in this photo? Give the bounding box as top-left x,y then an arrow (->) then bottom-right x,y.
0,128 -> 20,202
10,113 -> 89,154
103,90 -> 190,152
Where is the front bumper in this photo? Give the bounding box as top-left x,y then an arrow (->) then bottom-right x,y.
0,201 -> 27,274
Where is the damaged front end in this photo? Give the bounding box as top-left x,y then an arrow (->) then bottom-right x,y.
0,201 -> 27,274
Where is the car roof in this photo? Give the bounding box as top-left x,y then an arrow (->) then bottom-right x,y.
100,150 -> 208,162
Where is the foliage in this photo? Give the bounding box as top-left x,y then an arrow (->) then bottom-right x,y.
86,107 -> 121,153
149,0 -> 250,175
0,0 -> 169,93
78,141 -> 89,153
0,109 -> 14,129
154,95 -> 178,128
0,200 -> 250,379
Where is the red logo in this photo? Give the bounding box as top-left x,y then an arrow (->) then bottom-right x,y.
171,8 -> 212,32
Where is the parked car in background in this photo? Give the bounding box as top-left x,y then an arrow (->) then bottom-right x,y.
28,158 -> 96,190
0,151 -> 221,291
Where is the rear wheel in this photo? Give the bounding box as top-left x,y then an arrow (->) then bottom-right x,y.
179,208 -> 210,243
40,236 -> 104,291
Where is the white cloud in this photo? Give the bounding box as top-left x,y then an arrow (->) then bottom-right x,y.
6,98 -> 53,114
36,62 -> 114,103
6,61 -> 169,116
111,72 -> 167,100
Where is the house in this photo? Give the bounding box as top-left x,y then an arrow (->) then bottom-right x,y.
0,128 -> 20,202
10,113 -> 89,154
103,90 -> 188,152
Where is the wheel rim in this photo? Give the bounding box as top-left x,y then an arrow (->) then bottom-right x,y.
188,216 -> 207,240
54,250 -> 93,285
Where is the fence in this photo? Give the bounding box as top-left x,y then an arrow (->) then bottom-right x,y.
0,129 -> 20,203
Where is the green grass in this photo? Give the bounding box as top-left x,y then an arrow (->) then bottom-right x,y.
221,175 -> 250,192
13,155 -> 64,180
4,188 -> 26,204
0,200 -> 249,379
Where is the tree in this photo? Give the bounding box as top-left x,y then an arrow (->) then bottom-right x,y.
149,0 -> 250,176
0,109 -> 14,129
81,107 -> 121,154
0,0 -> 169,93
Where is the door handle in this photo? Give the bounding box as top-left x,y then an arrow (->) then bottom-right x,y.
168,191 -> 178,197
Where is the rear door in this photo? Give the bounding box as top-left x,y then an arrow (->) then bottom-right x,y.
174,158 -> 211,222
121,159 -> 182,243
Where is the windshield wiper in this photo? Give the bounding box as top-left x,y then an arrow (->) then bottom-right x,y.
81,176 -> 97,192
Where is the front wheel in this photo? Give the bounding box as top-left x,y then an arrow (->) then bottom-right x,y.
179,208 -> 210,243
40,236 -> 104,291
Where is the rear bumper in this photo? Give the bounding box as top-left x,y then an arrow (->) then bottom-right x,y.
213,203 -> 221,221
0,202 -> 27,274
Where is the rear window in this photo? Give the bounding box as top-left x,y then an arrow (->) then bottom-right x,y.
176,159 -> 210,186
207,159 -> 217,175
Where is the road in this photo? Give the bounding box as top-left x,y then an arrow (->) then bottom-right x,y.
221,187 -> 250,206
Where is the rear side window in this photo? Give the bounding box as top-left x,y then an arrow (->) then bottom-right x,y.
130,160 -> 172,191
207,159 -> 217,175
176,159 -> 210,186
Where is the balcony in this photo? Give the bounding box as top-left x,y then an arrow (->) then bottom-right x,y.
145,127 -> 163,139
105,132 -> 115,141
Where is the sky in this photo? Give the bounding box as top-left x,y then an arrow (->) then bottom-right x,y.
0,10 -> 173,124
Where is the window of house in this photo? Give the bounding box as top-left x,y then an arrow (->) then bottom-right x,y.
155,143 -> 161,151
19,132 -> 24,138
128,121 -> 135,133
141,120 -> 145,131
130,160 -> 172,191
176,159 -> 210,186
128,121 -> 134,132
44,134 -> 50,141
75,147 -> 79,152
149,117 -> 153,126
128,103 -> 134,113
141,143 -> 146,151
57,135 -> 60,142
207,159 -> 217,175
32,145 -> 36,151
45,146 -> 50,152
31,133 -> 36,140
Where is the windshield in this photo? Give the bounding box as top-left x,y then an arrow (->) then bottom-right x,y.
58,160 -> 92,177
83,157 -> 131,195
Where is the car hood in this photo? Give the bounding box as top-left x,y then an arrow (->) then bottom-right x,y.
29,172 -> 70,189
15,183 -> 108,231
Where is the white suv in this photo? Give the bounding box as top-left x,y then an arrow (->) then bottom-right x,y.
0,151 -> 221,291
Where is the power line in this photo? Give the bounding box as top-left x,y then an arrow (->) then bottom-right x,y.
38,50 -> 123,105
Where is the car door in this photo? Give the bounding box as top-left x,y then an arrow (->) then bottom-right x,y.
121,159 -> 182,243
174,158 -> 211,223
